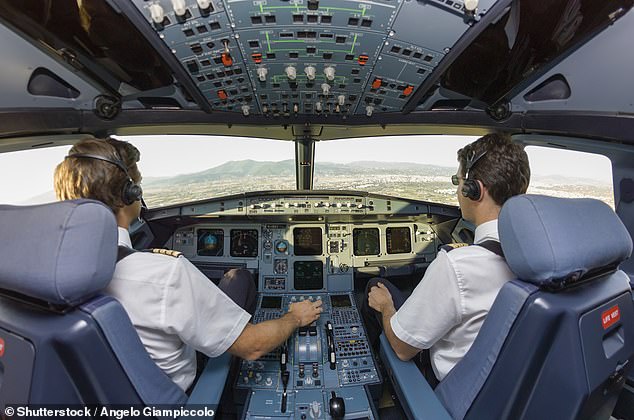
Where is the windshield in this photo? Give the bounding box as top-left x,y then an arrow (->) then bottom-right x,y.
0,135 -> 614,209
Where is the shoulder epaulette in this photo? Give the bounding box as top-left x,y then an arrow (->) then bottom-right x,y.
145,248 -> 183,258
440,243 -> 469,253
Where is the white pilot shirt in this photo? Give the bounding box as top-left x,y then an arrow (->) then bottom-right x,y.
390,219 -> 514,381
105,227 -> 251,391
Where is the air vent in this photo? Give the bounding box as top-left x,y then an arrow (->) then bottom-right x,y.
28,68 -> 80,98
523,74 -> 571,102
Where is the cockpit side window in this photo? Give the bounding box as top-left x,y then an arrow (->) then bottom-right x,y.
524,146 -> 614,208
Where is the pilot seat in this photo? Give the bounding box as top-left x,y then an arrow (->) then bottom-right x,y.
380,194 -> 634,420
0,199 -> 229,413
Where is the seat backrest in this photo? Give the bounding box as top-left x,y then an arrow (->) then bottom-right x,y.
436,195 -> 634,420
0,200 -> 186,408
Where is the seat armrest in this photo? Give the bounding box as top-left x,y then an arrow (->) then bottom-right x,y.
186,352 -> 231,414
379,334 -> 451,420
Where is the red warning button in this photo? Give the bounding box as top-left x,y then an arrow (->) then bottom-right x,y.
0,337 -> 5,357
602,305 -> 620,329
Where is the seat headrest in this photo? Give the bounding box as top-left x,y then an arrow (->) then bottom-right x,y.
0,200 -> 117,305
499,195 -> 632,288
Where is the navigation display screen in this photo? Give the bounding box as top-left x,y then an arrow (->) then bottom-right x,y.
230,229 -> 259,257
293,227 -> 323,256
353,228 -> 380,256
260,296 -> 283,309
330,294 -> 352,308
197,229 -> 224,256
294,261 -> 323,290
387,227 -> 412,254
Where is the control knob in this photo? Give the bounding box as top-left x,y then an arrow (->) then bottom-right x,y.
285,66 -> 297,80
321,83 -> 331,96
171,0 -> 187,16
197,0 -> 212,9
309,401 -> 322,419
149,4 -> 165,24
324,66 -> 336,81
305,66 -> 316,81
257,67 -> 268,82
337,95 -> 346,106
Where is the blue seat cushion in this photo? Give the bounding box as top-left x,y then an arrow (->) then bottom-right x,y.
499,195 -> 632,287
0,199 -> 117,305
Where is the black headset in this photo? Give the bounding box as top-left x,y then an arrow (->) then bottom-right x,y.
461,150 -> 487,201
66,153 -> 143,205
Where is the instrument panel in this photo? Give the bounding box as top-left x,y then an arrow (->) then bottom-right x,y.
235,292 -> 380,419
172,220 -> 437,292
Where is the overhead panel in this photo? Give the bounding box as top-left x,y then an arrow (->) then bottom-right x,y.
130,0 -> 483,117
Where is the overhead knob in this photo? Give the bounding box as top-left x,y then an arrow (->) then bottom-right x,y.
366,105 -> 374,117
196,0 -> 212,9
321,83 -> 331,96
304,66 -> 316,81
257,67 -> 268,82
171,0 -> 187,16
149,4 -> 165,24
285,66 -> 297,80
337,95 -> 346,106
324,66 -> 336,81
315,101 -> 322,112
242,105 -> 250,116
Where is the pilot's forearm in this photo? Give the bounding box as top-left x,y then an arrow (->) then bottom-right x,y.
228,312 -> 299,360
382,307 -> 421,361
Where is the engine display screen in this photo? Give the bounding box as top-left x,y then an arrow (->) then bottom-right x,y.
353,228 -> 380,256
330,294 -> 352,308
293,227 -> 323,256
293,261 -> 323,290
386,227 -> 412,254
197,229 -> 224,256
260,296 -> 283,309
230,229 -> 259,257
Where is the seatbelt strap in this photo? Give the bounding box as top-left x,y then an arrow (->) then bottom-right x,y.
475,240 -> 505,259
117,245 -> 137,262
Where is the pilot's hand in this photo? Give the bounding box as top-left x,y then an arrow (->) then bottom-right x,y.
368,282 -> 395,314
288,299 -> 323,327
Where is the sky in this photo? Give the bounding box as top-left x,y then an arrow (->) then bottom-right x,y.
0,134 -> 614,204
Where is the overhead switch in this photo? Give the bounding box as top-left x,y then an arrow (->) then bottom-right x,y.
304,66 -> 316,81
221,40 -> 232,67
242,105 -> 250,116
149,4 -> 165,24
324,66 -> 336,81
171,0 -> 187,16
365,105 -> 374,117
403,85 -> 414,96
286,66 -> 297,80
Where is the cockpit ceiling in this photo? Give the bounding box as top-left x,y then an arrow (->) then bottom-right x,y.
0,0 -> 632,122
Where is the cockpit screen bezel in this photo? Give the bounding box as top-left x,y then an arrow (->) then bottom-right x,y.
230,229 -> 259,258
386,226 -> 412,254
293,260 -> 324,291
197,229 -> 224,257
353,228 -> 381,256
293,227 -> 323,256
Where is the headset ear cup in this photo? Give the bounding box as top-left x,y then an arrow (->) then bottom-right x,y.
122,179 -> 143,205
461,180 -> 481,201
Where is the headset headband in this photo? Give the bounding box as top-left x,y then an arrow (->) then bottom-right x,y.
66,153 -> 130,176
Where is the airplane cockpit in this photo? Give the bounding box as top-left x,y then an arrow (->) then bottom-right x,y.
1,0 -> 634,419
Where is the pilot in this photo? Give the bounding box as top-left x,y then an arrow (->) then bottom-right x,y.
361,133 -> 530,384
54,137 -> 323,392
